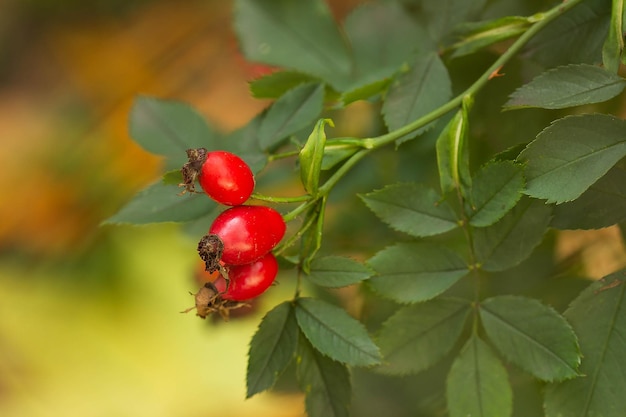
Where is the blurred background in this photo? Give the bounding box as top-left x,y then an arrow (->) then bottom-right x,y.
1,0 -> 625,416
0,0 -> 359,415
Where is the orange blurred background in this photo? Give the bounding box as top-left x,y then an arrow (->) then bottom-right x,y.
0,0 -> 270,255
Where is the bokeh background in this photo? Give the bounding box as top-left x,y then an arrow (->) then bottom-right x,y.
1,1 -> 625,416
0,0 -> 329,415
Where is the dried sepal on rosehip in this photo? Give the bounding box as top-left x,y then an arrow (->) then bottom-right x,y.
197,234 -> 225,273
192,262 -> 259,321
197,233 -> 234,289
181,281 -> 248,321
181,281 -> 219,318
178,147 -> 208,195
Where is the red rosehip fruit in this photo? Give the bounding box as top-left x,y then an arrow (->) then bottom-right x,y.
204,205 -> 286,266
216,253 -> 278,301
198,151 -> 255,206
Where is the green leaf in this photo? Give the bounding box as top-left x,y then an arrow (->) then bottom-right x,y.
339,78 -> 392,106
419,0 -> 486,42
544,269 -> 626,417
450,16 -> 532,58
474,197 -> 552,272
320,145 -> 357,171
525,0 -> 611,67
344,2 -> 429,83
295,297 -> 381,367
436,96 -> 472,195
222,113 -> 268,174
299,198 -> 326,274
518,114 -> 626,203
376,298 -> 470,375
602,0 -> 625,72
446,335 -> 513,417
551,161 -> 626,229
360,183 -> 459,238
181,205 -> 222,238
161,169 -> 181,186
492,143 -> 528,163
480,295 -> 581,381
247,302 -> 298,397
129,95 -> 218,170
249,71 -> 318,99
234,0 -> 352,90
307,256 -> 373,288
382,53 -> 452,140
300,119 -> 333,196
469,161 -> 524,227
103,181 -> 215,225
258,82 -> 325,150
504,64 -> 626,110
297,334 -> 351,417
367,242 -> 469,304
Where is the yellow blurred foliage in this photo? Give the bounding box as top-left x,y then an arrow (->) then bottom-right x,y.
556,226 -> 626,279
0,224 -> 304,417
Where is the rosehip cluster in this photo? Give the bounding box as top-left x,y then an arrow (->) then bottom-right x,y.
179,148 -> 286,319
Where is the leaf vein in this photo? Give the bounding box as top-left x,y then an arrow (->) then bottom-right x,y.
298,302 -> 379,362
366,198 -> 456,223
546,79 -> 626,105
142,100 -> 189,153
251,4 -> 349,75
472,169 -> 521,214
529,139 -> 626,180
270,85 -> 322,141
401,56 -> 436,126
580,278 -> 626,416
385,305 -> 466,359
472,337 -> 486,417
481,307 -> 577,372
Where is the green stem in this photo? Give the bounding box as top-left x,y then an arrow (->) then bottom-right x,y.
325,138 -> 371,148
455,186 -> 482,301
282,199 -> 317,222
268,150 -> 300,161
302,0 -> 583,200
274,206 -> 318,255
362,0 -> 583,150
251,193 -> 310,203
471,300 -> 481,334
281,149 -> 369,222
318,149 -> 369,195
294,269 -> 303,299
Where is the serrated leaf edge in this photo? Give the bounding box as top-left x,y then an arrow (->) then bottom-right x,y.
504,63 -> 626,110
359,183 -> 459,237
375,298 -> 470,375
246,302 -> 298,397
295,298 -> 381,366
307,256 -> 374,288
480,295 -> 581,382
259,82 -> 325,149
518,113 -> 626,204
469,160 -> 525,227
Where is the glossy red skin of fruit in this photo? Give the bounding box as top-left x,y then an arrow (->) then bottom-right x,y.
199,151 -> 255,206
208,205 -> 286,265
216,253 -> 278,301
